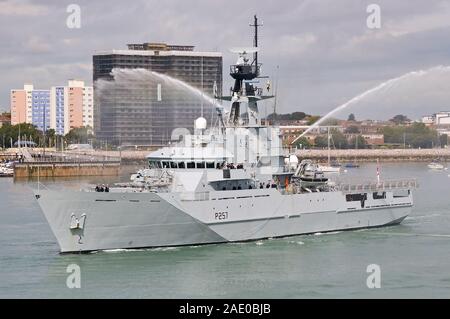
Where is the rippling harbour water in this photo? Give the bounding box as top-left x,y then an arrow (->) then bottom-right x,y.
0,163 -> 449,298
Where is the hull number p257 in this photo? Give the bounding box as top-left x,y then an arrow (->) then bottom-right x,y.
215,212 -> 228,220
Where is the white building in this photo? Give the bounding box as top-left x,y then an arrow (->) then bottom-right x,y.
82,86 -> 94,128
10,84 -> 34,125
12,81 -> 93,135
435,111 -> 450,125
421,111 -> 450,126
421,115 -> 434,125
49,80 -> 93,135
24,84 -> 33,124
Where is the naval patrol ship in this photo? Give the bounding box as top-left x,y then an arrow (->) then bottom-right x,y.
35,16 -> 417,253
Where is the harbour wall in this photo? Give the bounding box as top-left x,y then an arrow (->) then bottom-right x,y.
83,148 -> 450,163
0,152 -> 22,161
296,148 -> 450,162
14,162 -> 120,178
5,148 -> 450,168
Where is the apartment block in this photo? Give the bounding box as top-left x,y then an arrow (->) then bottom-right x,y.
11,80 -> 93,135
93,42 -> 222,145
10,84 -> 33,125
31,89 -> 50,131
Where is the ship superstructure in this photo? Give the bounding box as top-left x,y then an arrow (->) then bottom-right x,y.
35,16 -> 417,253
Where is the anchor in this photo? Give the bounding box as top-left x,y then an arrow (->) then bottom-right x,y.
70,213 -> 86,230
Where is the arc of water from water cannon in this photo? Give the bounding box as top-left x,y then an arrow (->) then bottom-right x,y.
148,70 -> 226,114
97,68 -> 228,128
102,68 -> 224,109
290,65 -> 450,145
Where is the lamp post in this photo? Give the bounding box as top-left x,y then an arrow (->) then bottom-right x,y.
43,101 -> 46,158
119,134 -> 122,165
18,122 -> 21,150
17,109 -> 21,150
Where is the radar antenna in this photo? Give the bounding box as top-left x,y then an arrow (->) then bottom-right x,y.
249,14 -> 263,75
217,15 -> 274,127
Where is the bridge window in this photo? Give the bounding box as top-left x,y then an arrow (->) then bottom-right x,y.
170,162 -> 177,169
162,161 -> 170,168
196,162 -> 205,169
178,162 -> 185,169
187,161 -> 195,169
373,192 -> 386,200
148,161 -> 163,169
206,162 -> 215,169
346,193 -> 367,202
216,162 -> 224,169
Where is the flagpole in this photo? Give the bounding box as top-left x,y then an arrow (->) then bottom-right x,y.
376,158 -> 380,185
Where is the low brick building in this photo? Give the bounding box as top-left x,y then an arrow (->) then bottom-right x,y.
0,112 -> 11,127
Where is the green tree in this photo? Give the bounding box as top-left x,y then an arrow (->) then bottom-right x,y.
45,128 -> 55,139
348,113 -> 356,121
64,126 -> 94,144
330,129 -> 348,149
345,125 -> 360,134
0,123 -> 42,148
322,118 -> 340,126
306,115 -> 321,125
382,125 -> 403,144
267,111 -> 308,121
293,137 -> 311,149
314,130 -> 348,149
439,134 -> 448,147
314,135 -> 328,148
290,112 -> 307,120
382,123 -> 439,148
390,114 -> 410,125
44,128 -> 56,147
407,123 -> 438,148
348,135 -> 367,149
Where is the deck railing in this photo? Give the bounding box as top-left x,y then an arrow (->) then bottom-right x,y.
337,178 -> 418,194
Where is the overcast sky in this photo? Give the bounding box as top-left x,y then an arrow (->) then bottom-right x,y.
2,0 -> 450,120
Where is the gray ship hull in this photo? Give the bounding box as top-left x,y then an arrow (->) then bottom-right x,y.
35,188 -> 412,253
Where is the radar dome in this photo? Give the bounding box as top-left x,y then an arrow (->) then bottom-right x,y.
288,155 -> 299,168
195,117 -> 207,130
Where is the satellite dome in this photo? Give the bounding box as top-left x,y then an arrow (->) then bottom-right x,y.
288,154 -> 299,168
194,117 -> 207,130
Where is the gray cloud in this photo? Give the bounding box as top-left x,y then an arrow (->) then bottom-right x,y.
1,0 -> 450,121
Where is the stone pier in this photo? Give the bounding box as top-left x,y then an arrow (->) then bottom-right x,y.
14,161 -> 120,178
296,148 -> 450,162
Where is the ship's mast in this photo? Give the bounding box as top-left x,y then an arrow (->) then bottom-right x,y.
249,14 -> 262,76
222,15 -> 273,127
